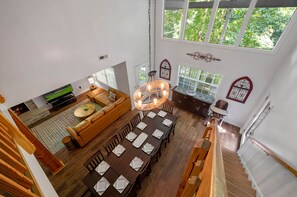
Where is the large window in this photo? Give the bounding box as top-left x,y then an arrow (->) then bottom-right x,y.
163,0 -> 297,51
178,65 -> 223,97
95,68 -> 117,89
163,0 -> 185,39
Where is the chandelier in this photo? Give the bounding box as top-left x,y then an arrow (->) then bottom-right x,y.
133,0 -> 169,111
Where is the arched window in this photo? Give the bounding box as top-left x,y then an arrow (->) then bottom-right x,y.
226,76 -> 253,104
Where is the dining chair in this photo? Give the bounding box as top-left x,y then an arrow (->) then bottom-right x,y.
161,100 -> 174,114
118,123 -> 131,141
141,110 -> 150,118
83,149 -> 104,172
130,113 -> 141,129
103,135 -> 120,154
135,159 -> 151,190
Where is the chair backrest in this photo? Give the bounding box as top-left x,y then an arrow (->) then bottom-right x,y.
215,100 -> 228,110
103,135 -> 120,154
141,110 -> 150,117
83,150 -> 104,172
130,113 -> 141,129
162,100 -> 174,114
118,123 -> 131,140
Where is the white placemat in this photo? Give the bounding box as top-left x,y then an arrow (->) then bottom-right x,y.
142,143 -> 154,155
137,122 -> 147,130
132,132 -> 148,148
94,177 -> 110,196
112,144 -> 126,157
125,132 -> 137,142
163,118 -> 172,127
152,129 -> 164,139
95,161 -> 110,176
147,112 -> 156,118
129,157 -> 144,171
158,110 -> 167,117
113,175 -> 129,193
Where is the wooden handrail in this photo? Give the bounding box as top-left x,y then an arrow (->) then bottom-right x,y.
249,136 -> 297,176
196,119 -> 227,197
177,118 -> 227,197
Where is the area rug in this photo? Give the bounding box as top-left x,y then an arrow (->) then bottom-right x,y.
31,100 -> 102,154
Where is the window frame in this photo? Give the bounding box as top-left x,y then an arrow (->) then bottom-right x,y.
161,0 -> 297,53
177,65 -> 223,97
226,76 -> 253,104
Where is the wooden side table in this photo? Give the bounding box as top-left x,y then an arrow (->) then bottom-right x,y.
62,136 -> 75,150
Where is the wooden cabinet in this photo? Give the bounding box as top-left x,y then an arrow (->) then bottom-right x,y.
172,87 -> 212,119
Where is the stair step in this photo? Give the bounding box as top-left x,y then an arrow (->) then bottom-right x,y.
224,164 -> 248,178
222,151 -> 240,160
225,173 -> 252,186
226,181 -> 256,197
226,179 -> 255,194
223,160 -> 246,173
227,191 -> 237,197
222,148 -> 256,197
223,157 -> 243,168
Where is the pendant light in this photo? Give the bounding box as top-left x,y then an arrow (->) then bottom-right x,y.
133,0 -> 169,111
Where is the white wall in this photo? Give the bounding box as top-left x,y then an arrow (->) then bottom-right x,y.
238,140 -> 297,197
114,62 -> 131,95
0,0 -> 148,108
249,43 -> 297,170
0,0 -> 148,196
155,0 -> 297,127
237,40 -> 297,197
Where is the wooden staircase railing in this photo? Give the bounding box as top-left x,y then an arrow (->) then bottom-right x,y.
0,112 -> 42,196
177,119 -> 227,197
8,109 -> 64,175
249,136 -> 297,176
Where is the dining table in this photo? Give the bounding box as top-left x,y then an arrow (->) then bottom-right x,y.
82,109 -> 178,197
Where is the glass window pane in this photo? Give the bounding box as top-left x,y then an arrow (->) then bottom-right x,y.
241,4 -> 296,50
184,0 -> 213,42
105,68 -> 117,89
210,0 -> 251,45
163,0 -> 185,39
95,70 -> 107,84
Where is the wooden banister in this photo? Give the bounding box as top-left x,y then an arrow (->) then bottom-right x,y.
177,118 -> 227,197
249,136 -> 297,176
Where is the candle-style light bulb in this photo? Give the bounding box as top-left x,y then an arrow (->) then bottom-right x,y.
163,90 -> 167,96
161,83 -> 164,90
138,91 -> 141,98
153,98 -> 157,105
138,100 -> 142,107
148,84 -> 151,91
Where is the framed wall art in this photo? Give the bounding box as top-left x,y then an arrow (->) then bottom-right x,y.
226,76 -> 253,104
159,59 -> 171,80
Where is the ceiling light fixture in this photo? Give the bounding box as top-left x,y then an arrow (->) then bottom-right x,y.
133,0 -> 169,111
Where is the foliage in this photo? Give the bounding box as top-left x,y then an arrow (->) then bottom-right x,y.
163,1 -> 296,50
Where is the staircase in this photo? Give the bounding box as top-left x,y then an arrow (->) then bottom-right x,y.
222,147 -> 256,197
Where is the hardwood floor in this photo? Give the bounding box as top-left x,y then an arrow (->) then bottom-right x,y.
42,105 -> 241,197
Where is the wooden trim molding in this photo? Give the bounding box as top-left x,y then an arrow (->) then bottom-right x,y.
8,109 -> 64,175
249,136 -> 297,176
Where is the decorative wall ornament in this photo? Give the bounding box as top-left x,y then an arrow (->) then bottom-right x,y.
159,59 -> 171,80
186,51 -> 221,62
226,76 -> 253,104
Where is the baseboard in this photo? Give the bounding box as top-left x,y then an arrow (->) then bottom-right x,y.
238,155 -> 263,197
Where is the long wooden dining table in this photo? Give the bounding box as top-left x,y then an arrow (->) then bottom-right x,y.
83,109 -> 178,197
